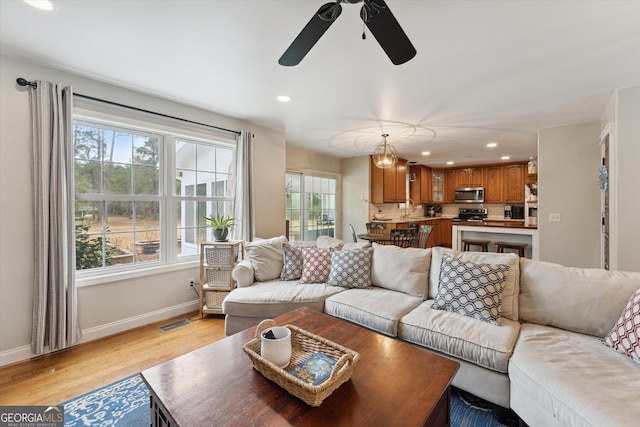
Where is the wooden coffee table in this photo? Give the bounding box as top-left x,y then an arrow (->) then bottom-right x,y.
141,307 -> 459,426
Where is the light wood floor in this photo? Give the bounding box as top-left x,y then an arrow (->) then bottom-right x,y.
0,312 -> 226,405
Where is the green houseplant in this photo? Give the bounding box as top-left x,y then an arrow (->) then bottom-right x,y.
204,214 -> 236,242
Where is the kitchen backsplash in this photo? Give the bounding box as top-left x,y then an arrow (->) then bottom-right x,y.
370,203 -> 512,221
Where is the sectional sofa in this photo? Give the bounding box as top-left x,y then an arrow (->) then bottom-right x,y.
222,235 -> 640,426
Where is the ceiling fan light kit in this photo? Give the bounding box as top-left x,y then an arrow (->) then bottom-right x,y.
279,0 -> 416,66
372,133 -> 398,169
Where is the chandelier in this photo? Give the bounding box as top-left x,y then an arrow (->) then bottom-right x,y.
372,133 -> 398,169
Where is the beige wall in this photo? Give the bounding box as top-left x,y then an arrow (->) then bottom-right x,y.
341,156 -> 371,240
604,86 -> 640,272
538,121 -> 602,268
286,145 -> 341,174
0,55 -> 285,365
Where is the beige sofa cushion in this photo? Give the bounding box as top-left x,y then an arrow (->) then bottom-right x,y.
429,247 -> 520,321
222,280 -> 344,318
371,243 -> 431,298
398,300 -> 520,373
510,323 -> 640,427
245,236 -> 288,282
519,258 -> 640,337
324,287 -> 423,336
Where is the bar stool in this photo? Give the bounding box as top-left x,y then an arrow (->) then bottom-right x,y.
495,241 -> 527,257
461,239 -> 490,252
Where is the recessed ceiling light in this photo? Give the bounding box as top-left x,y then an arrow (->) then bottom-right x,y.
277,95 -> 291,103
446,161 -> 454,165
501,156 -> 511,160
486,142 -> 497,148
421,151 -> 430,156
22,0 -> 55,11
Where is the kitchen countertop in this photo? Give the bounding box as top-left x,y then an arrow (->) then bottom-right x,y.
370,216 -> 453,223
453,221 -> 537,229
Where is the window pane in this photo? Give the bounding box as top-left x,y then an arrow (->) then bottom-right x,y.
197,144 -> 216,172
216,147 -> 233,173
75,160 -> 102,193
133,165 -> 159,195
74,125 -> 102,161
176,141 -> 196,169
134,136 -> 159,166
104,163 -> 131,194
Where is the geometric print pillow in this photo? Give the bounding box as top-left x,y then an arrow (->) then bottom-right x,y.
327,247 -> 373,289
601,287 -> 640,364
299,247 -> 332,284
280,243 -> 303,281
431,254 -> 510,325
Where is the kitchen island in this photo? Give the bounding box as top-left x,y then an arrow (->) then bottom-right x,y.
452,221 -> 539,260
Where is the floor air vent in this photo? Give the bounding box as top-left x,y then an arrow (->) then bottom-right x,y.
159,319 -> 191,333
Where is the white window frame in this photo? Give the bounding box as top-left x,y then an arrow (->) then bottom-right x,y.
73,104 -> 236,286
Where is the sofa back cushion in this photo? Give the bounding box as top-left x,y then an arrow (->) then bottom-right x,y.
371,243 -> 431,298
245,235 -> 288,281
519,258 -> 640,337
429,247 -> 520,321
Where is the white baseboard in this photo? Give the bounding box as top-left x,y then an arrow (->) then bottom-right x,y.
0,300 -> 199,367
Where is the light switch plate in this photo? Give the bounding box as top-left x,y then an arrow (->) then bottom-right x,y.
549,213 -> 561,222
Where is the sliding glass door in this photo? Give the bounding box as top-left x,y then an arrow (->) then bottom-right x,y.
286,173 -> 337,241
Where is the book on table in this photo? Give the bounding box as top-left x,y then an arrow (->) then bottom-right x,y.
288,353 -> 337,386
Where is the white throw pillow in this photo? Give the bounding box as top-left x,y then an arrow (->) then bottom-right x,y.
371,243 -> 431,298
316,235 -> 345,249
245,235 -> 288,282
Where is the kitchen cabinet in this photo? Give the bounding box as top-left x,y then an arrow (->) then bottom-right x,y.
484,166 -> 504,203
439,219 -> 453,247
370,157 -> 407,203
409,165 -> 432,203
444,169 -> 456,203
503,163 -> 525,203
431,170 -> 444,203
454,168 -> 484,188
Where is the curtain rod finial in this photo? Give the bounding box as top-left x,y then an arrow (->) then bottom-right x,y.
17,78 -> 37,88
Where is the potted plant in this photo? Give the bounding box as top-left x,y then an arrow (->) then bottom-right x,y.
204,214 -> 236,242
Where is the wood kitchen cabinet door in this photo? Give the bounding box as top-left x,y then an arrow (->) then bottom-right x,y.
444,169 -> 456,203
469,168 -> 484,187
455,168 -> 470,188
484,166 -> 504,203
454,168 -> 483,188
503,163 -> 525,203
409,165 -> 432,203
439,219 -> 453,248
370,156 -> 407,203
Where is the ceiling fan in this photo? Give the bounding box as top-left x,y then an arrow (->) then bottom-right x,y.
278,0 -> 416,66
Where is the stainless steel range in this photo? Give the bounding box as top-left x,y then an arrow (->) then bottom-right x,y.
453,208 -> 488,222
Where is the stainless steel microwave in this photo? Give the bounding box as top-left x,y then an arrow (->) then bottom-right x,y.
454,187 -> 485,203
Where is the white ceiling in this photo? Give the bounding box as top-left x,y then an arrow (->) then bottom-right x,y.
2,0 -> 639,167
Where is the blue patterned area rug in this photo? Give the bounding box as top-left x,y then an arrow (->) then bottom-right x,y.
60,375 -> 516,426
59,374 -> 149,426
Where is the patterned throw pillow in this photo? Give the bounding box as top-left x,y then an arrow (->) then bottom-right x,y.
299,248 -> 332,284
601,287 -> 640,364
432,254 -> 510,325
280,243 -> 303,281
327,247 -> 373,288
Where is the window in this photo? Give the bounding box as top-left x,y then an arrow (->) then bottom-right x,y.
73,116 -> 235,275
285,173 -> 337,241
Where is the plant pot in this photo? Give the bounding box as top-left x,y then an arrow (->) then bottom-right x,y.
213,228 -> 229,242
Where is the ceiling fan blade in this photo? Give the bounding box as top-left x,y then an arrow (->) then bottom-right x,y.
361,0 -> 416,65
279,2 -> 343,66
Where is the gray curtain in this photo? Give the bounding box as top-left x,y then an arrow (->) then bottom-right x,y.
29,81 -> 80,354
232,131 -> 254,242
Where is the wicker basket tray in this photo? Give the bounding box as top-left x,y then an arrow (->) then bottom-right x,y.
243,319 -> 360,407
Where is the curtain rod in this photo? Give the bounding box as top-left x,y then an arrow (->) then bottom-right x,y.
16,77 -> 241,136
